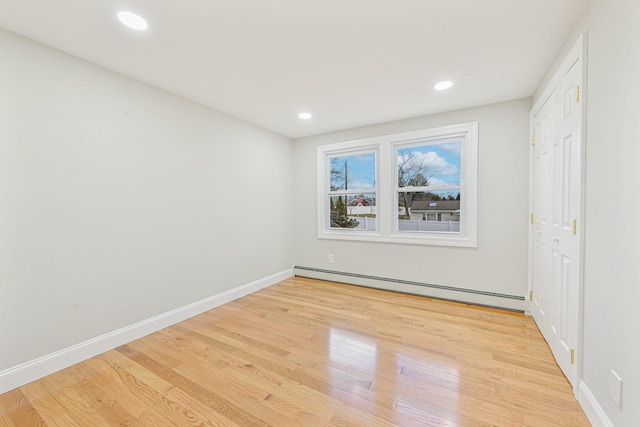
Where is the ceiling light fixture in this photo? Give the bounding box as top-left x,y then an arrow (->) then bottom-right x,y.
434,80 -> 453,91
298,112 -> 312,120
117,11 -> 148,30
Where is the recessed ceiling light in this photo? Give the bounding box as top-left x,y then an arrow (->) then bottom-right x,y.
117,11 -> 148,30
434,81 -> 453,91
298,112 -> 312,120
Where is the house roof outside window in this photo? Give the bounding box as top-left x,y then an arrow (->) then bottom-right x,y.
410,200 -> 460,212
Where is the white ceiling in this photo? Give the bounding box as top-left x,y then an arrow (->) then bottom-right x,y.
0,0 -> 588,138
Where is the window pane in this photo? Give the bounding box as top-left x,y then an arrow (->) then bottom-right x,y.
330,153 -> 376,191
329,193 -> 376,230
318,121 -> 477,246
397,190 -> 460,233
397,141 -> 460,188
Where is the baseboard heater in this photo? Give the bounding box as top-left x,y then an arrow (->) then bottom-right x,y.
294,265 -> 525,313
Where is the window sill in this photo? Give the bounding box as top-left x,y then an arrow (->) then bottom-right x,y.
318,231 -> 477,248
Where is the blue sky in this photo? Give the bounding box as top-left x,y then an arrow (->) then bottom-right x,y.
330,153 -> 376,190
330,140 -> 461,190
400,141 -> 461,187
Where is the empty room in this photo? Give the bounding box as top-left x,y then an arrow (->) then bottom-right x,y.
0,0 -> 638,426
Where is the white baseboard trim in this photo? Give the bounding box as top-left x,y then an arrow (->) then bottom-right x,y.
578,380 -> 614,427
294,266 -> 525,312
0,269 -> 292,395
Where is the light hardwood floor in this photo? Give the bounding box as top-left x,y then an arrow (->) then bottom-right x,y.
0,277 -> 590,426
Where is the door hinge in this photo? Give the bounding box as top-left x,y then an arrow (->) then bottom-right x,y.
531,135 -> 535,145
576,86 -> 580,103
530,213 -> 535,224
573,219 -> 577,235
571,349 -> 575,365
529,291 -> 533,301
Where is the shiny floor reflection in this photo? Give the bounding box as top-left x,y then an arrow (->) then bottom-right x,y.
0,278 -> 590,426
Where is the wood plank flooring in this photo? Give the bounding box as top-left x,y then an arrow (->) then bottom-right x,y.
0,277 -> 590,426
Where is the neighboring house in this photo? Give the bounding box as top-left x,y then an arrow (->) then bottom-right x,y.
347,197 -> 376,216
409,200 -> 460,222
347,197 -> 374,207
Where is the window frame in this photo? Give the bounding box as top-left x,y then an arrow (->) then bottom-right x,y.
317,122 -> 478,247
319,144 -> 380,236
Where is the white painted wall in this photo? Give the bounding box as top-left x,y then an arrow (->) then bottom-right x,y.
0,29 -> 294,372
293,99 -> 530,299
9,5 -> 637,421
535,1 -> 640,425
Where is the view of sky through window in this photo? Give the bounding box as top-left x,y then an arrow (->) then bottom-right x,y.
330,153 -> 376,191
319,122 -> 477,245
397,141 -> 461,188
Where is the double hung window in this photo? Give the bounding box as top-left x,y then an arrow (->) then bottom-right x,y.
317,122 -> 478,247
327,151 -> 377,231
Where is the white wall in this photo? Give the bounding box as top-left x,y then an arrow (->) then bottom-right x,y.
293,99 -> 531,303
0,29 -> 294,372
535,1 -> 640,425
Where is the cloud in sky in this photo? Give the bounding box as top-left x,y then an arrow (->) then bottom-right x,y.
440,141 -> 461,154
428,177 -> 452,187
398,151 -> 459,176
356,153 -> 375,162
349,179 -> 375,190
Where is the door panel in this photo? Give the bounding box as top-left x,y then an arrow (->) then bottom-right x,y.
530,53 -> 583,389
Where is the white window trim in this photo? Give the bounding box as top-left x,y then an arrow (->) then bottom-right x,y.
317,122 -> 478,247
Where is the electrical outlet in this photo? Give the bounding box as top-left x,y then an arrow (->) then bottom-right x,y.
328,254 -> 334,264
610,370 -> 623,408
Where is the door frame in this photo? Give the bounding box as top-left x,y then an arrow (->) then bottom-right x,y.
528,33 -> 587,396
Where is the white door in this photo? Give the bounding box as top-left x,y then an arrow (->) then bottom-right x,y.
530,40 -> 583,389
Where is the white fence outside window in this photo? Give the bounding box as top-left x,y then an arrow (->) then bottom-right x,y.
348,218 -> 460,232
